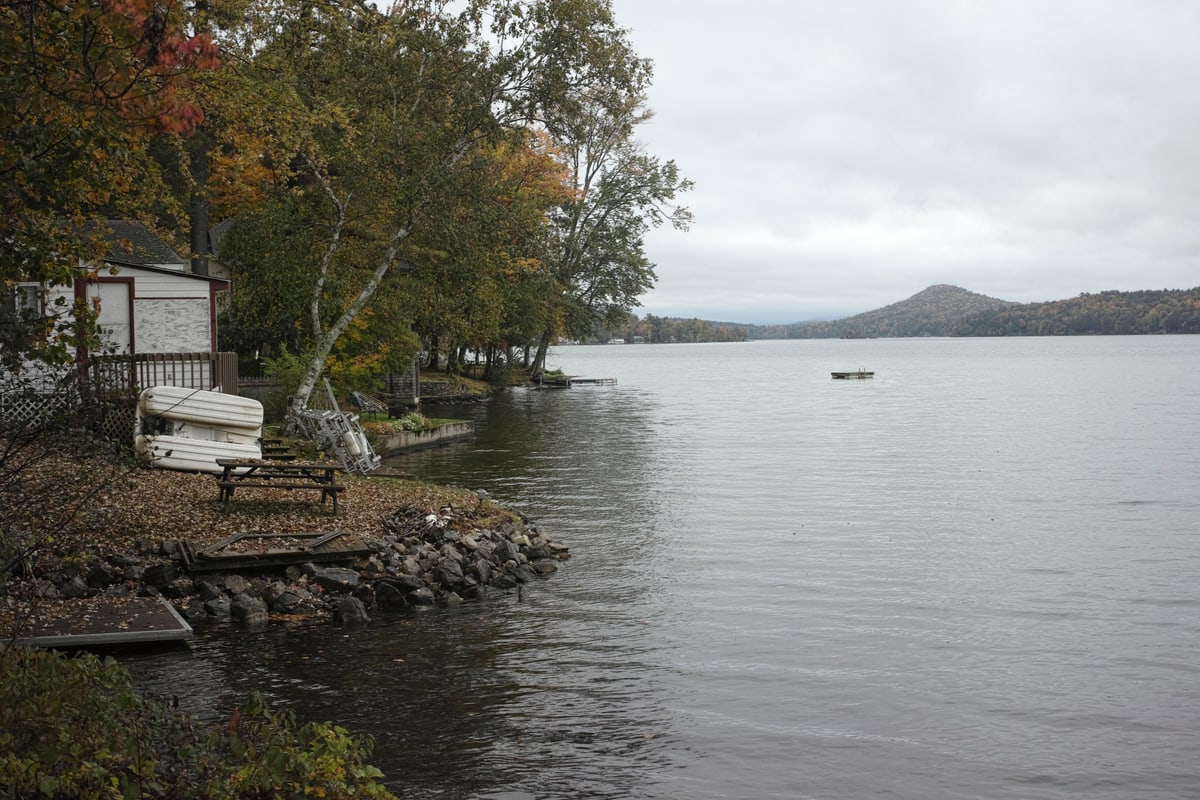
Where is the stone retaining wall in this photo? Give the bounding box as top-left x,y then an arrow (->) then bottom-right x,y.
369,421 -> 474,455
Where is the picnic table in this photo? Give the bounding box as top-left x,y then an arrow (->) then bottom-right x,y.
215,458 -> 345,512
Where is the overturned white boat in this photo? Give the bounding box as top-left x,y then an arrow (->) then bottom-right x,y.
135,386 -> 264,473
139,385 -> 263,431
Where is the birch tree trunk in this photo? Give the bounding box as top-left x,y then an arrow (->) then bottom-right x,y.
286,230 -> 411,422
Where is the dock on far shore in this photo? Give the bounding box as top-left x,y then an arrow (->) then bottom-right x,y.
533,375 -> 617,388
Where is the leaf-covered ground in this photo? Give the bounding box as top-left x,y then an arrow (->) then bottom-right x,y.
3,451 -> 509,571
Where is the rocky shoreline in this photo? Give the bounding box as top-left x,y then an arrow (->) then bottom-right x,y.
4,489 -> 569,636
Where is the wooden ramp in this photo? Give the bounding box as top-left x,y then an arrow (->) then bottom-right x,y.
180,531 -> 373,572
6,596 -> 192,648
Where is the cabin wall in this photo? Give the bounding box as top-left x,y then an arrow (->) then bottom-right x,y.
22,266 -> 222,365
126,270 -> 208,298
135,298 -> 211,352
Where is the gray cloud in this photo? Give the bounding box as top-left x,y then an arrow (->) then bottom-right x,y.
612,0 -> 1200,323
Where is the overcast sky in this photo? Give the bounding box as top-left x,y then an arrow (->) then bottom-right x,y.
608,0 -> 1200,324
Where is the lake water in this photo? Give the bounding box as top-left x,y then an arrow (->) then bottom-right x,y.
125,337 -> 1200,799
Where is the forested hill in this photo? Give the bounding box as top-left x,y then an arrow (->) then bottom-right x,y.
749,284 -> 1200,339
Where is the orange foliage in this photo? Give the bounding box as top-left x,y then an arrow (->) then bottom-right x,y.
2,0 -> 222,295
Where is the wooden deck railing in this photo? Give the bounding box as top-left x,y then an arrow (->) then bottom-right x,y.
90,352 -> 239,398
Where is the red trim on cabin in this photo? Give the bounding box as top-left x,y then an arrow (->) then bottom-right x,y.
73,279 -> 89,363
209,282 -> 227,351
95,277 -> 136,353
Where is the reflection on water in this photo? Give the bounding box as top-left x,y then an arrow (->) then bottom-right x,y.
123,385 -> 687,799
126,600 -> 683,799
122,338 -> 1200,799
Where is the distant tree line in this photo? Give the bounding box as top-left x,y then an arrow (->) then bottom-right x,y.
590,313 -> 749,344
949,289 -> 1200,336
747,285 -> 1200,339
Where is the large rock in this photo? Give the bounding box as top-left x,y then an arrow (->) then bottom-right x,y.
407,587 -> 436,606
59,575 -> 90,599
162,577 -> 195,599
508,564 -> 536,584
374,581 -> 410,610
378,575 -> 425,593
204,595 -> 232,619
271,589 -> 309,614
352,584 -> 376,607
180,601 -> 208,625
472,558 -> 492,585
231,593 -> 268,628
493,539 -> 520,564
107,552 -> 141,569
85,565 -> 116,588
436,558 -> 465,588
142,562 -> 179,589
490,573 -> 518,590
223,574 -> 252,595
312,567 -> 360,592
334,596 -> 371,626
522,544 -> 550,561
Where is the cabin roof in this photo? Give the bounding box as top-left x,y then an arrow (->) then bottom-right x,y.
81,219 -> 186,268
102,260 -> 230,285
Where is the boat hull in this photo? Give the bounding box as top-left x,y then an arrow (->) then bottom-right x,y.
134,433 -> 260,474
138,386 -> 263,431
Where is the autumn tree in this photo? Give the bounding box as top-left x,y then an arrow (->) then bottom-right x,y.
528,51 -> 693,373
204,0 -> 499,412
0,0 -> 219,368
398,129 -> 573,378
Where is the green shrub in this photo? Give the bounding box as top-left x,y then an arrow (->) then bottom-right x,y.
0,648 -> 208,799
0,648 -> 397,800
391,412 -> 428,432
262,344 -> 312,398
219,693 -> 393,800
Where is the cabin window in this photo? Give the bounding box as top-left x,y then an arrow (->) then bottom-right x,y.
1,283 -> 43,339
1,283 -> 42,319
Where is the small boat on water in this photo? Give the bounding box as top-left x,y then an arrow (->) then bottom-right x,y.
831,369 -> 874,380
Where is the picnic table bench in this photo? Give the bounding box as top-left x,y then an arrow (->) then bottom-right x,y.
215,458 -> 345,512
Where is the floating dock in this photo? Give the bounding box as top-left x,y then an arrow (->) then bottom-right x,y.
534,376 -> 617,388
6,596 -> 192,648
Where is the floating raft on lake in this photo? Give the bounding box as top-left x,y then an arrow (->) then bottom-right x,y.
6,596 -> 192,648
831,370 -> 875,380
